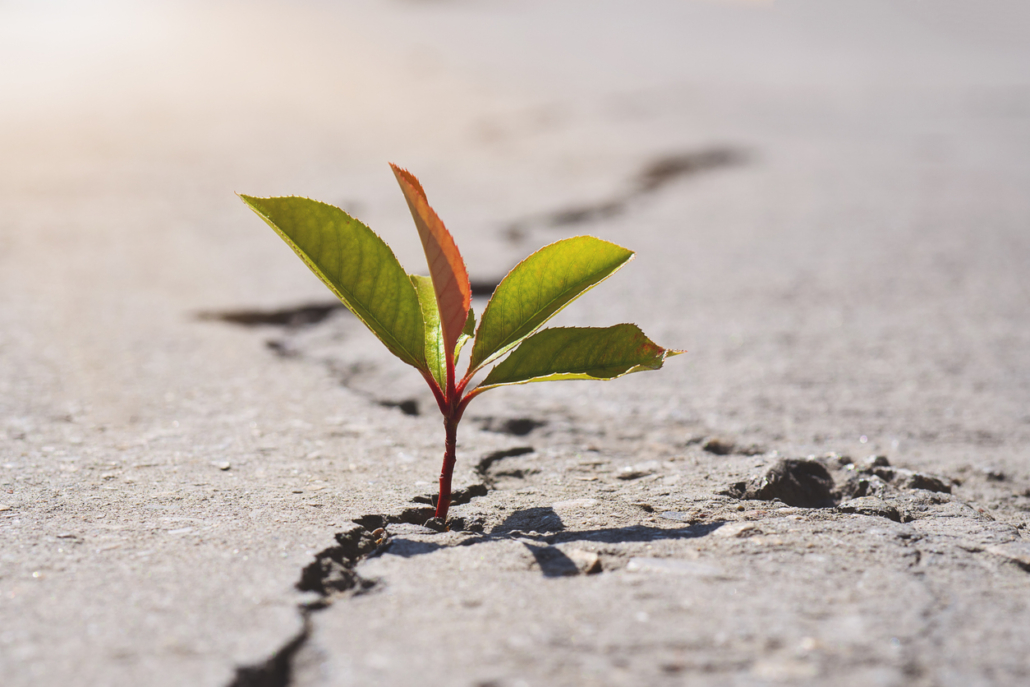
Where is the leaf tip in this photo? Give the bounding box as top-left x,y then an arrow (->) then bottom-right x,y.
389,162 -> 428,202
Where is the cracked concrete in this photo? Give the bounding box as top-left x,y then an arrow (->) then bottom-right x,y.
3,0 -> 1030,685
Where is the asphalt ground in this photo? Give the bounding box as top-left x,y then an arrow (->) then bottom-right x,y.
2,2 -> 1029,685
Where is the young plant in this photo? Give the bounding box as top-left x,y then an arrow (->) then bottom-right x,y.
241,165 -> 681,522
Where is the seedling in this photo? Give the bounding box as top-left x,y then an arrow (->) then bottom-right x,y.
241,165 -> 681,522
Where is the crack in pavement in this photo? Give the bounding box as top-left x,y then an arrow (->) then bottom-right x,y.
228,617 -> 312,687
503,147 -> 749,239
225,442 -> 1027,686
226,526 -> 379,687
226,482 -> 495,687
197,303 -> 347,329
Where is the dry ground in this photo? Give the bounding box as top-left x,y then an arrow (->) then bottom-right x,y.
2,1 -> 1029,686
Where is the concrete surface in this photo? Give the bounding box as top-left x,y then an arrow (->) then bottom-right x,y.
2,1 -> 1029,685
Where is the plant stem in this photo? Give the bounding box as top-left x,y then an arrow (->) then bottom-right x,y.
434,415 -> 458,521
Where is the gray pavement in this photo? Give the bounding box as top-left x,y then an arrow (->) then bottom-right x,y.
2,1 -> 1029,685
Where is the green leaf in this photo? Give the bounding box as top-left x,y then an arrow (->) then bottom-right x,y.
411,275 -> 446,391
241,195 -> 425,370
454,307 -> 475,365
469,236 -> 634,371
476,324 -> 680,392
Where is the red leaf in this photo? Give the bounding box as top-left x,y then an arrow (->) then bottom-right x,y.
390,164 -> 471,369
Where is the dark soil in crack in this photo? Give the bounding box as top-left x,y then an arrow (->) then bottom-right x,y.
504,146 -> 748,237
227,524 -> 384,687
226,434 -> 1028,687
197,303 -> 347,328
228,618 -> 311,687
226,486 -> 493,687
473,416 -> 546,437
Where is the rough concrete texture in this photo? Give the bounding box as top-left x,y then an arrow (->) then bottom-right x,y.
2,1 -> 1029,685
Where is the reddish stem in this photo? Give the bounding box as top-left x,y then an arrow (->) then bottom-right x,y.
434,414 -> 458,521
430,342 -> 486,523
420,369 -> 447,416
432,341 -> 464,522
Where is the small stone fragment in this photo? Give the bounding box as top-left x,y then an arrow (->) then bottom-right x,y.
837,497 -> 901,522
422,517 -> 447,533
828,453 -> 853,466
528,545 -> 581,576
213,461 -> 231,471
702,437 -> 736,455
565,549 -> 602,575
729,459 -> 835,508
893,470 -> 951,494
616,470 -> 648,480
837,473 -> 889,500
616,462 -> 659,480
982,468 -> 1006,482
715,522 -> 762,538
864,455 -> 891,468
461,516 -> 486,533
869,466 -> 896,481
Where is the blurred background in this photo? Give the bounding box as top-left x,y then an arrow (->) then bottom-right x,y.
2,0 -> 1029,450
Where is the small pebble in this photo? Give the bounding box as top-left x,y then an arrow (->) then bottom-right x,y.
864,455 -> 891,468
837,497 -> 901,522
715,523 -> 762,538
423,517 -> 447,532
894,470 -> 951,494
831,453 -> 853,466
702,437 -> 735,455
213,461 -> 231,471
729,459 -> 835,508
982,468 -> 1006,482
616,463 -> 658,480
566,549 -> 602,575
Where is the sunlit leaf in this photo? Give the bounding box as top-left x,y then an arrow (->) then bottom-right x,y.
469,236 -> 634,371
240,195 -> 425,370
454,307 -> 476,365
411,275 -> 446,392
391,164 -> 471,366
476,324 -> 680,392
